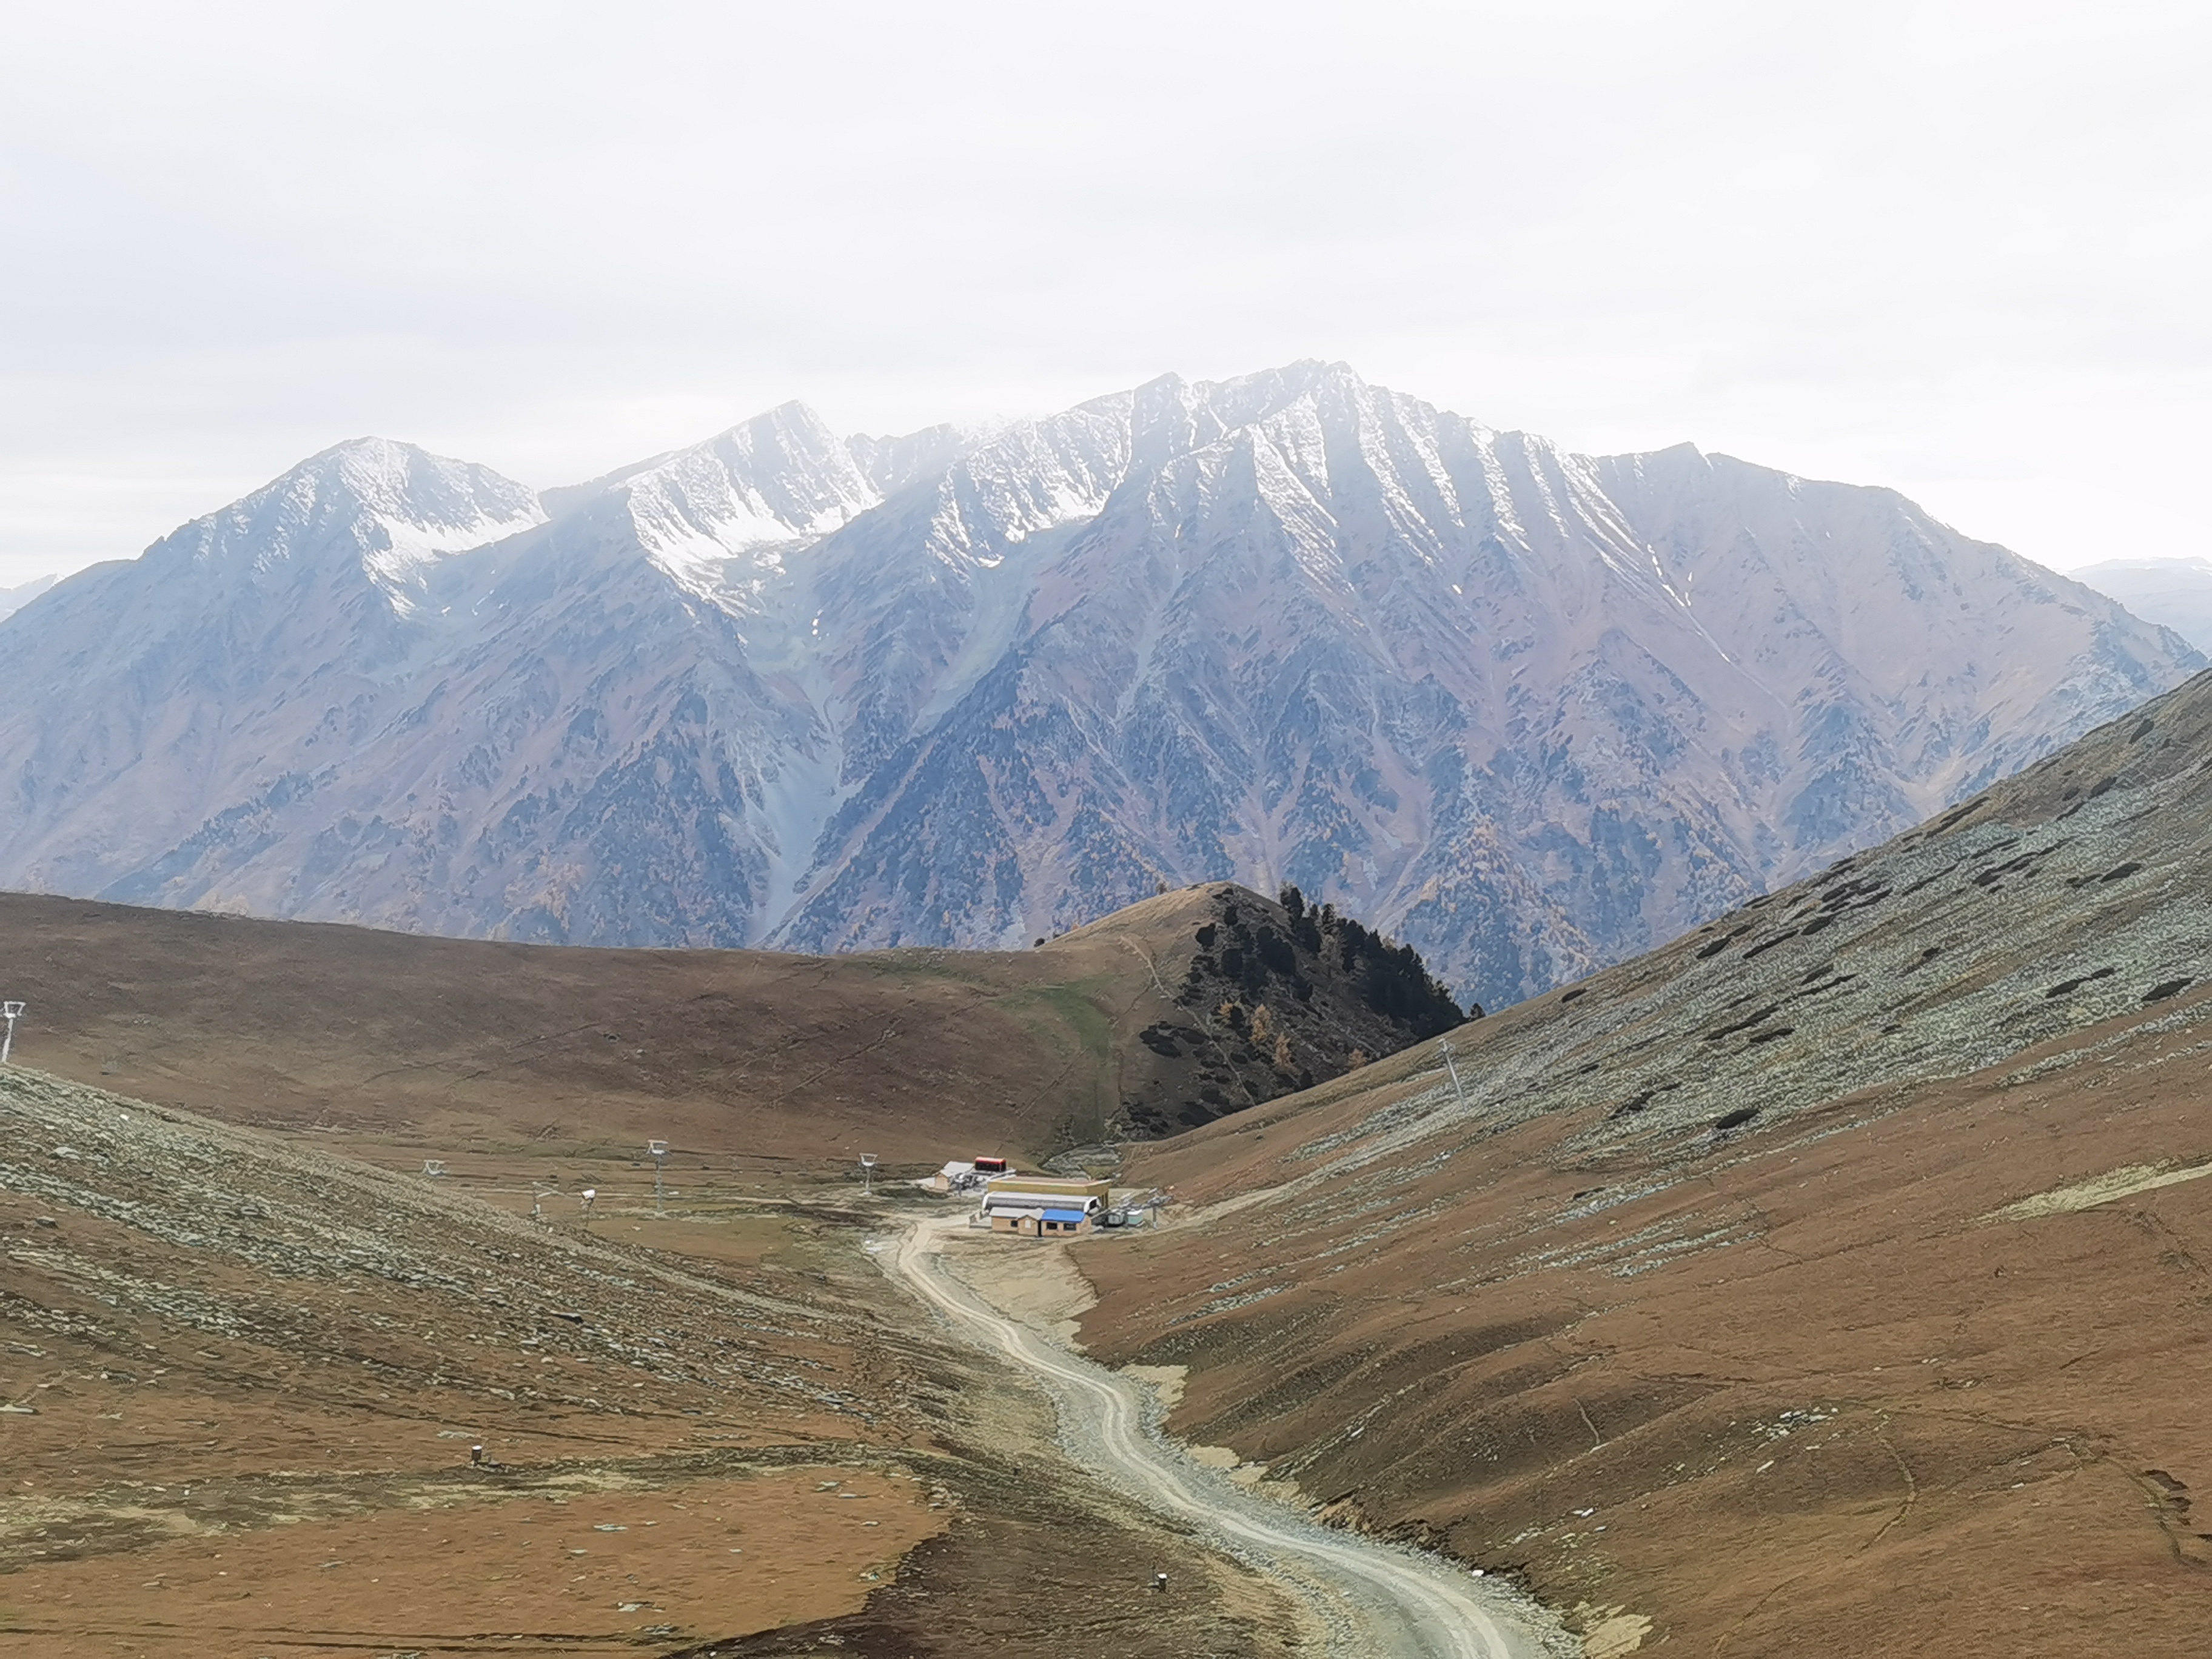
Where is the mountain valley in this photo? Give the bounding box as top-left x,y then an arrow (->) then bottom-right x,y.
1076,667 -> 2212,1656
6,366 -> 2212,1657
4,667 -> 2212,1654
10,4 -> 2206,1652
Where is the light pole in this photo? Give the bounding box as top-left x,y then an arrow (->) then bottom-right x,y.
859,1153 -> 878,1198
648,1140 -> 669,1215
1,1002 -> 22,1065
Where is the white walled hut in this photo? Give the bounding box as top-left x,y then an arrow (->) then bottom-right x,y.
985,1201 -> 1096,1237
980,1182 -> 1102,1236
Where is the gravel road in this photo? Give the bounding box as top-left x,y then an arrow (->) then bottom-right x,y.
886,1217 -> 1569,1659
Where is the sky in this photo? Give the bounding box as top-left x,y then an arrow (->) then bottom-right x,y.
1,0 -> 2207,588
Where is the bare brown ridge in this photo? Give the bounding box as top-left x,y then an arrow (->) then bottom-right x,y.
0,879 -> 1432,1169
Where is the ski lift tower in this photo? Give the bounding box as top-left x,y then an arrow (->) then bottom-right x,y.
859,1152 -> 878,1198
1,1002 -> 22,1065
647,1140 -> 670,1216
1438,1036 -> 1466,1104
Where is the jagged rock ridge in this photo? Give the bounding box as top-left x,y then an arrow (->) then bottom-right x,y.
0,364 -> 2196,1009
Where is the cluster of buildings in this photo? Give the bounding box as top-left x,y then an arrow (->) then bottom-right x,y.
922,1156 -> 1116,1236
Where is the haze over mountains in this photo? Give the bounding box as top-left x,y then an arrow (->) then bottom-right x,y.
0,573 -> 55,621
2073,556 -> 2212,654
0,363 -> 2196,1010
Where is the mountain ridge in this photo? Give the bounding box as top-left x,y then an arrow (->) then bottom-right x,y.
0,877 -> 1455,1155
0,363 -> 2195,1009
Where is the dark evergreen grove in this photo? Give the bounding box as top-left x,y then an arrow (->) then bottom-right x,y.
1278,884 -> 1471,1037
1129,881 -> 1479,1135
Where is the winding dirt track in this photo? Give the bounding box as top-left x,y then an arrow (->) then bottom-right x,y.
887,1217 -> 1557,1659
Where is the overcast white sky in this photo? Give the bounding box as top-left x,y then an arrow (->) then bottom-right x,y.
1,0 -> 2205,587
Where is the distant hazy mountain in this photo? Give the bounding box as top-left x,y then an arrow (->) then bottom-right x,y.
2070,557 -> 2212,654
0,364 -> 2197,1010
0,573 -> 55,621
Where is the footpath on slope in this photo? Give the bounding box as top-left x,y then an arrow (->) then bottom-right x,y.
884,1216 -> 1573,1659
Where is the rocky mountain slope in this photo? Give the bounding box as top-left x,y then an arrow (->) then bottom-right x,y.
0,364 -> 2195,1010
1074,665 -> 2212,1657
0,880 -> 1450,1156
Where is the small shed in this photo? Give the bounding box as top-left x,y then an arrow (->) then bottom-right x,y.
987,1205 -> 1095,1237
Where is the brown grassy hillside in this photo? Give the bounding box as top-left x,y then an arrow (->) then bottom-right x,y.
0,882 -> 1447,1170
0,1065 -> 1307,1658
1074,670 -> 2212,1657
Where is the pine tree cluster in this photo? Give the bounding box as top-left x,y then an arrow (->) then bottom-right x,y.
1277,884 -> 1468,1037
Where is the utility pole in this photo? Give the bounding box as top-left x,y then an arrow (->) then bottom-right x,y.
1,1002 -> 22,1065
860,1153 -> 878,1198
1438,1037 -> 1465,1103
648,1141 -> 669,1216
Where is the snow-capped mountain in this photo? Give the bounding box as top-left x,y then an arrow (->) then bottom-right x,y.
0,365 -> 2196,1009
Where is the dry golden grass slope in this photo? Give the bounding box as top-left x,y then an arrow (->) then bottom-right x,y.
0,876 -> 1471,1654
0,881 -> 1428,1171
1075,669 -> 2212,1658
0,1065 -> 1307,1658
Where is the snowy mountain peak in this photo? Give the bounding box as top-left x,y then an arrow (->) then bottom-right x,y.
846,421 -> 997,496
1194,358 -> 1372,434
0,364 -> 2199,1014
609,401 -> 882,594
277,436 -> 538,546
152,437 -> 544,606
